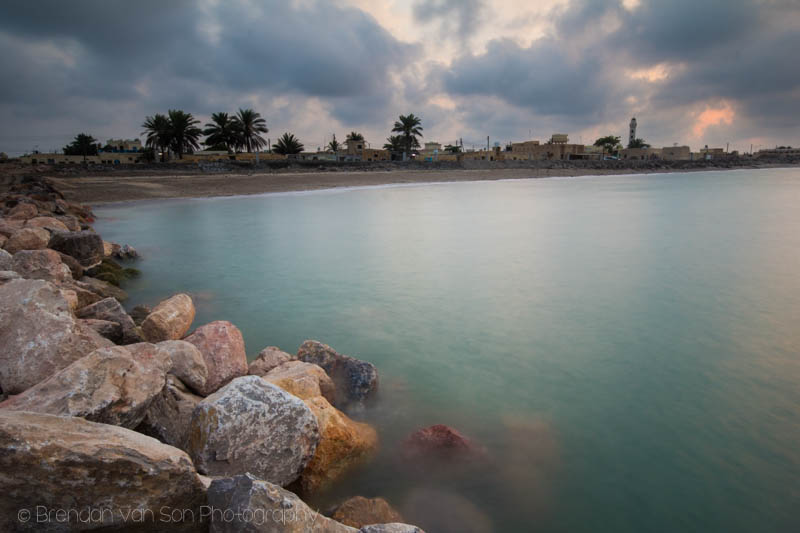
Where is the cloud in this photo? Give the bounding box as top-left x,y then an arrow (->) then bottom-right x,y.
413,0 -> 486,42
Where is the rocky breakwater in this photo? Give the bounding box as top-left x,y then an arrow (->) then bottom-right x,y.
0,176 -> 421,531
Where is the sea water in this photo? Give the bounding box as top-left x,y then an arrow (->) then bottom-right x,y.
94,168 -> 800,532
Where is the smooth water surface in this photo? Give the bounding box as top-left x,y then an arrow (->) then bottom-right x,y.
95,169 -> 800,532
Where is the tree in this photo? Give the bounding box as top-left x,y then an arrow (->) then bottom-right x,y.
203,112 -> 238,152
167,110 -> 202,159
272,133 -> 304,155
444,144 -> 462,153
346,131 -> 364,143
628,138 -> 651,149
327,134 -> 340,152
391,113 -> 423,157
594,135 -> 622,154
142,113 -> 172,162
383,135 -> 404,153
232,108 -> 268,152
63,133 -> 99,162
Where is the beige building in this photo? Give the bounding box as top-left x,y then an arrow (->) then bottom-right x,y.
339,139 -> 390,162
20,153 -> 140,165
619,147 -> 663,160
181,151 -> 286,162
509,137 -> 584,160
755,147 -> 800,158
105,138 -> 142,152
661,146 -> 692,160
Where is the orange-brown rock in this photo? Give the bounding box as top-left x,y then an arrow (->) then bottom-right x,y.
333,496 -> 405,528
297,395 -> 378,493
263,360 -> 336,403
141,293 -> 196,342
184,320 -> 247,395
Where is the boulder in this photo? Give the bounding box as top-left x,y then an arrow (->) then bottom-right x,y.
187,376 -> 319,486
158,339 -> 209,396
57,250 -> 84,278
48,230 -> 104,267
56,214 -> 81,231
248,346 -> 294,376
136,374 -> 202,449
207,474 -> 357,533
0,410 -> 207,531
0,248 -> 11,270
0,234 -> 6,249
360,525 -> 424,533
332,497 -> 405,528
115,243 -> 139,259
60,288 -> 79,310
75,296 -> 144,344
296,396 -> 378,494
0,279 -> 112,394
78,275 -> 128,301
103,240 -> 117,257
11,248 -> 72,282
402,425 -> 487,461
130,304 -> 151,325
141,293 -> 196,342
263,361 -> 336,403
6,202 -> 37,219
62,280 -> 103,308
0,343 -> 172,429
297,340 -> 379,406
0,217 -> 24,237
3,226 -> 51,254
25,216 -> 69,232
79,318 -> 124,343
184,320 -> 247,395
0,270 -> 22,284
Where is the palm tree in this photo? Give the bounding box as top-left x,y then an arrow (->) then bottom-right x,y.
167,110 -> 202,159
203,112 -> 238,153
327,134 -> 340,153
141,114 -> 171,162
628,138 -> 651,149
272,133 -> 304,155
383,135 -> 404,153
392,113 -> 423,157
346,131 -> 364,143
594,135 -> 622,155
233,108 -> 268,153
63,133 -> 99,162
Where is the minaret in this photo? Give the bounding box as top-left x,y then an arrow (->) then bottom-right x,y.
629,117 -> 637,146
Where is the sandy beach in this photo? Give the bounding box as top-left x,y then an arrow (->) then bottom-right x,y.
43,163 -> 790,204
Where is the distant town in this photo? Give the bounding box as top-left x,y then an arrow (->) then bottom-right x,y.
5,109 -> 799,167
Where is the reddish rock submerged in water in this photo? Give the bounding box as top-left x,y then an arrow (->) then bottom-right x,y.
403,424 -> 487,460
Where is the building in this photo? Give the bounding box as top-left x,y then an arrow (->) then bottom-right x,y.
103,139 -> 142,152
661,146 -> 691,160
20,152 -> 141,165
629,117 -> 637,146
508,135 -> 584,160
181,151 -> 286,162
755,147 -> 800,158
619,147 -> 663,160
698,146 -> 726,159
338,139 -> 390,162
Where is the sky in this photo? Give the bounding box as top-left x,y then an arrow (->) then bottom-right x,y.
1,0 -> 798,156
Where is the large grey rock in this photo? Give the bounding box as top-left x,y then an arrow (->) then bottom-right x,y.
77,275 -> 128,301
158,340 -> 209,396
136,374 -> 202,449
75,296 -> 144,344
185,321 -> 247,395
0,270 -> 22,284
297,340 -> 379,406
141,293 -> 195,342
207,473 -> 357,533
0,343 -> 172,429
263,361 -> 336,403
0,279 -> 112,394
3,226 -> 50,254
187,376 -> 320,486
48,230 -> 104,267
11,249 -> 72,282
0,410 -> 207,532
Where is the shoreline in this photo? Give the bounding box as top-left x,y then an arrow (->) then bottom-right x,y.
44,163 -> 798,205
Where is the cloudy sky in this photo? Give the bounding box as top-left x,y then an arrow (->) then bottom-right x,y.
1,0 -> 798,156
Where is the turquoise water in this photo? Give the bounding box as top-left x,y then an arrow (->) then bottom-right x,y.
95,169 -> 800,532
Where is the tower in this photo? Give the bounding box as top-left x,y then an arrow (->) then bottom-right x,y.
629,117 -> 637,147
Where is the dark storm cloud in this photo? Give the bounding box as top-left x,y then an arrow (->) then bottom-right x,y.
440,0 -> 800,142
0,0 -> 415,152
413,0 -> 486,41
